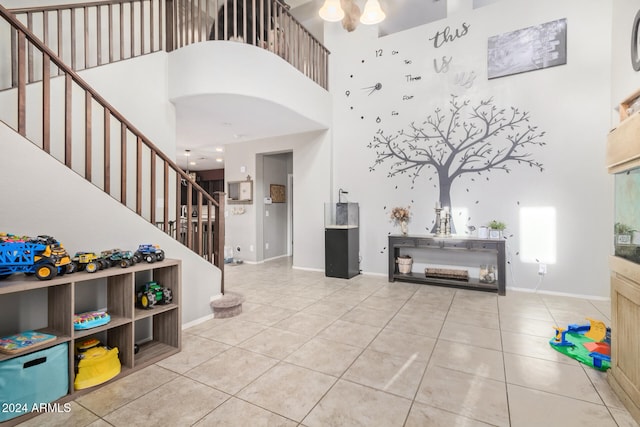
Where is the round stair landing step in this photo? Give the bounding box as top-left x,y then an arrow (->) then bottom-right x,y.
210,291 -> 245,318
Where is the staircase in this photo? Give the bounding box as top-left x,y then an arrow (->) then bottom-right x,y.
0,0 -> 329,303
0,3 -> 227,292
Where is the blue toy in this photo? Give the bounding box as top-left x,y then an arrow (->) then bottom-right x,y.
549,318 -> 611,371
74,311 -> 111,330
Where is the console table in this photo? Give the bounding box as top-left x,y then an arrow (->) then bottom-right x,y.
388,235 -> 506,295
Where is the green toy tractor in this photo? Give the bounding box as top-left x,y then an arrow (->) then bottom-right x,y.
136,281 -> 173,309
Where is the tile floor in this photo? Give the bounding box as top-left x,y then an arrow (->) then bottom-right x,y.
19,258 -> 640,426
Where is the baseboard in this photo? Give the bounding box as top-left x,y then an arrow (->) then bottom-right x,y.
182,313 -> 214,330
292,265 -> 324,273
261,254 -> 290,263
507,286 -> 610,301
360,271 -> 387,278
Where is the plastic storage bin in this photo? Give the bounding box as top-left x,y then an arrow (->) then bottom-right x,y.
0,343 -> 69,421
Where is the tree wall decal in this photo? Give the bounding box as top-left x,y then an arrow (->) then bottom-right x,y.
368,95 -> 546,232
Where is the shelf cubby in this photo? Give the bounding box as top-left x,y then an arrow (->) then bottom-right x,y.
0,259 -> 181,426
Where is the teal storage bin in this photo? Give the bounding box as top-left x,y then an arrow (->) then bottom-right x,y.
0,343 -> 69,422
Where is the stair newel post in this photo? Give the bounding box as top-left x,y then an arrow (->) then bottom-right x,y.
214,191 -> 226,294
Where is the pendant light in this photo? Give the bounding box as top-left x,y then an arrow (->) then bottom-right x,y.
360,0 -> 386,25
319,0 -> 344,22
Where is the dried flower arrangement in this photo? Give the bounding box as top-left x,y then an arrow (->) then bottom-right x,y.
390,206 -> 411,224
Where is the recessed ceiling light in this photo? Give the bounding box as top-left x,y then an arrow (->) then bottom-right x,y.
216,158 -> 223,162
189,161 -> 196,166
215,147 -> 224,152
184,149 -> 191,156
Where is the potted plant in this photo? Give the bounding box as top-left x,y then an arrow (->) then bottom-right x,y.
488,220 -> 506,239
614,222 -> 635,244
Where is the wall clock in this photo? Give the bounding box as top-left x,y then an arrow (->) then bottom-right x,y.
344,48 -> 420,123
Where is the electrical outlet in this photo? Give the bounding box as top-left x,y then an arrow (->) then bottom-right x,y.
538,263 -> 547,275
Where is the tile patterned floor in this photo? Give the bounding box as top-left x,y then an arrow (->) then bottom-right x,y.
19,258 -> 640,426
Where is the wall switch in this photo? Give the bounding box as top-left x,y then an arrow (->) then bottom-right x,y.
249,245 -> 254,252
265,210 -> 269,217
265,243 -> 269,250
538,263 -> 547,275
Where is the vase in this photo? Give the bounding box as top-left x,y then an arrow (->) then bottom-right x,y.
400,220 -> 408,235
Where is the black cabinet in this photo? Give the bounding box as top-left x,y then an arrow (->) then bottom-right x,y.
325,227 -> 359,279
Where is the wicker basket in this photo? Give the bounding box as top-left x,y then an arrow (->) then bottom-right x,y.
396,256 -> 413,274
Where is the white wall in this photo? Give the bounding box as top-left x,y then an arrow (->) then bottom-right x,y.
167,41 -> 333,270
167,42 -> 332,128
0,122 -> 221,325
326,0 -> 613,297
80,53 -> 176,159
224,131 -> 331,268
0,51 -> 178,225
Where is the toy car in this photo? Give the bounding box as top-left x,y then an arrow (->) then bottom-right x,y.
136,281 -> 172,309
101,249 -> 137,268
134,244 -> 165,263
0,234 -> 72,280
71,252 -> 105,273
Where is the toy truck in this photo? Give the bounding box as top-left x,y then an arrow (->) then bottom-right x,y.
101,249 -> 137,268
71,252 -> 106,273
0,235 -> 72,280
136,281 -> 172,309
134,244 -> 165,263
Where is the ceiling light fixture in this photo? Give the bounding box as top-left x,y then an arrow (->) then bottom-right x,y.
184,149 -> 191,156
360,0 -> 386,25
319,0 -> 344,22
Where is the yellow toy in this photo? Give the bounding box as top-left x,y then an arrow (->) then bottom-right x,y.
74,339 -> 121,390
584,317 -> 607,342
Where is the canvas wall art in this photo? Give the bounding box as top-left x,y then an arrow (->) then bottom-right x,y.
488,18 -> 567,79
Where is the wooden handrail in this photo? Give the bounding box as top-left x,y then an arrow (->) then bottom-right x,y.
6,0 -> 166,83
6,0 -> 330,90
11,0 -> 143,14
0,4 -> 225,290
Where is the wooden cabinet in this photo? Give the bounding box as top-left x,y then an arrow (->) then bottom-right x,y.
0,259 -> 181,426
608,256 -> 640,423
388,235 -> 506,295
607,92 -> 640,425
